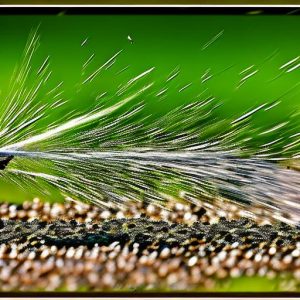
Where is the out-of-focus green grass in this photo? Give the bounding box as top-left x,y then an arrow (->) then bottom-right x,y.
49,276 -> 292,292
215,276 -> 281,292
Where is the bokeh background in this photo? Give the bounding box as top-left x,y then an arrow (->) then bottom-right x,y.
0,12 -> 299,202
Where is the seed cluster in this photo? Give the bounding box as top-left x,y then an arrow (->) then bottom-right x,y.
0,198 -> 299,291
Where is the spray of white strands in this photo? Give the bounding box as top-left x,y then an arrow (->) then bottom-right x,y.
0,31 -> 299,225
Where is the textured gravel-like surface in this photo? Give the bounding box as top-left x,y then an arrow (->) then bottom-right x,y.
0,217 -> 299,250
0,198 -> 300,291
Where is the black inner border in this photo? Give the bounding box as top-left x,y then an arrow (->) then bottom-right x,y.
0,6 -> 298,14
0,4 -> 299,298
0,291 -> 300,297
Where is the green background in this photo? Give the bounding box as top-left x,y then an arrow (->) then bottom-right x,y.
0,13 -> 299,201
